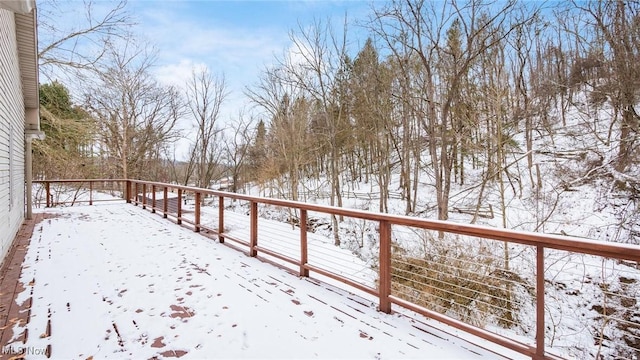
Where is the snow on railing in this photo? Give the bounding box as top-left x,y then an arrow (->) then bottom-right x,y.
35,179 -> 640,360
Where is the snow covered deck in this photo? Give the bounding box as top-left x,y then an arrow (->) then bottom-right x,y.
1,202 -> 524,359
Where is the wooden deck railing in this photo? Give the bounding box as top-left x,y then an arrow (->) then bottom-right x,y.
33,179 -> 640,360
34,179 -> 127,207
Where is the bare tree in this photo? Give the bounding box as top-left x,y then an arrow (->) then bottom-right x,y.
84,39 -> 183,179
222,111 -> 254,193
246,66 -> 312,201
184,67 -> 229,188
32,0 -> 135,181
574,0 -> 640,174
279,17 -> 352,245
372,0 -> 534,222
349,38 -> 396,213
245,119 -> 268,184
38,0 -> 134,80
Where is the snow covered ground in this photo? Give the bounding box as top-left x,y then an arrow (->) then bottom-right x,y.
7,202 -> 525,359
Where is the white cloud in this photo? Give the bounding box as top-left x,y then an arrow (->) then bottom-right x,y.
134,6 -> 289,88
153,59 -> 208,89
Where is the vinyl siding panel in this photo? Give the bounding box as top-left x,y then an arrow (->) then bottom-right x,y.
0,8 -> 26,263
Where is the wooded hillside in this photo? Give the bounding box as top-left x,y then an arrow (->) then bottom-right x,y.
35,0 -> 640,243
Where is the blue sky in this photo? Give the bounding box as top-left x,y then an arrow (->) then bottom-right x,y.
124,0 -> 375,157
37,0 -> 376,158
129,0 -> 373,110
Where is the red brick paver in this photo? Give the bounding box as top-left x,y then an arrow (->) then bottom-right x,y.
0,213 -> 54,358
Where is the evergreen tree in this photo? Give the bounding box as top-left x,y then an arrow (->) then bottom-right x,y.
35,82 -> 96,179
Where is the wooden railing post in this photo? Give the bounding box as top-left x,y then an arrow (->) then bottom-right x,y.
194,192 -> 201,232
151,185 -> 156,213
45,182 -> 50,208
126,180 -> 131,203
89,181 -> 93,205
133,182 -> 139,205
535,246 -> 545,359
379,220 -> 392,314
300,209 -> 309,277
142,184 -> 147,209
177,189 -> 182,225
249,201 -> 258,257
218,196 -> 225,243
163,187 -> 168,218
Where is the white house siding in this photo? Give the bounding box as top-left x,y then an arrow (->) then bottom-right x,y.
0,8 -> 26,263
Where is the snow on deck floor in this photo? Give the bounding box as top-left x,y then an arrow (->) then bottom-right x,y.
11,203 -> 517,359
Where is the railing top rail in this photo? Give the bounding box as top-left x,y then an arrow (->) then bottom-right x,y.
34,179 -> 127,183
40,179 -> 640,263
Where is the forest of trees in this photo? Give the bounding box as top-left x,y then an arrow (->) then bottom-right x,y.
31,1 -> 640,357
35,0 -> 639,240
